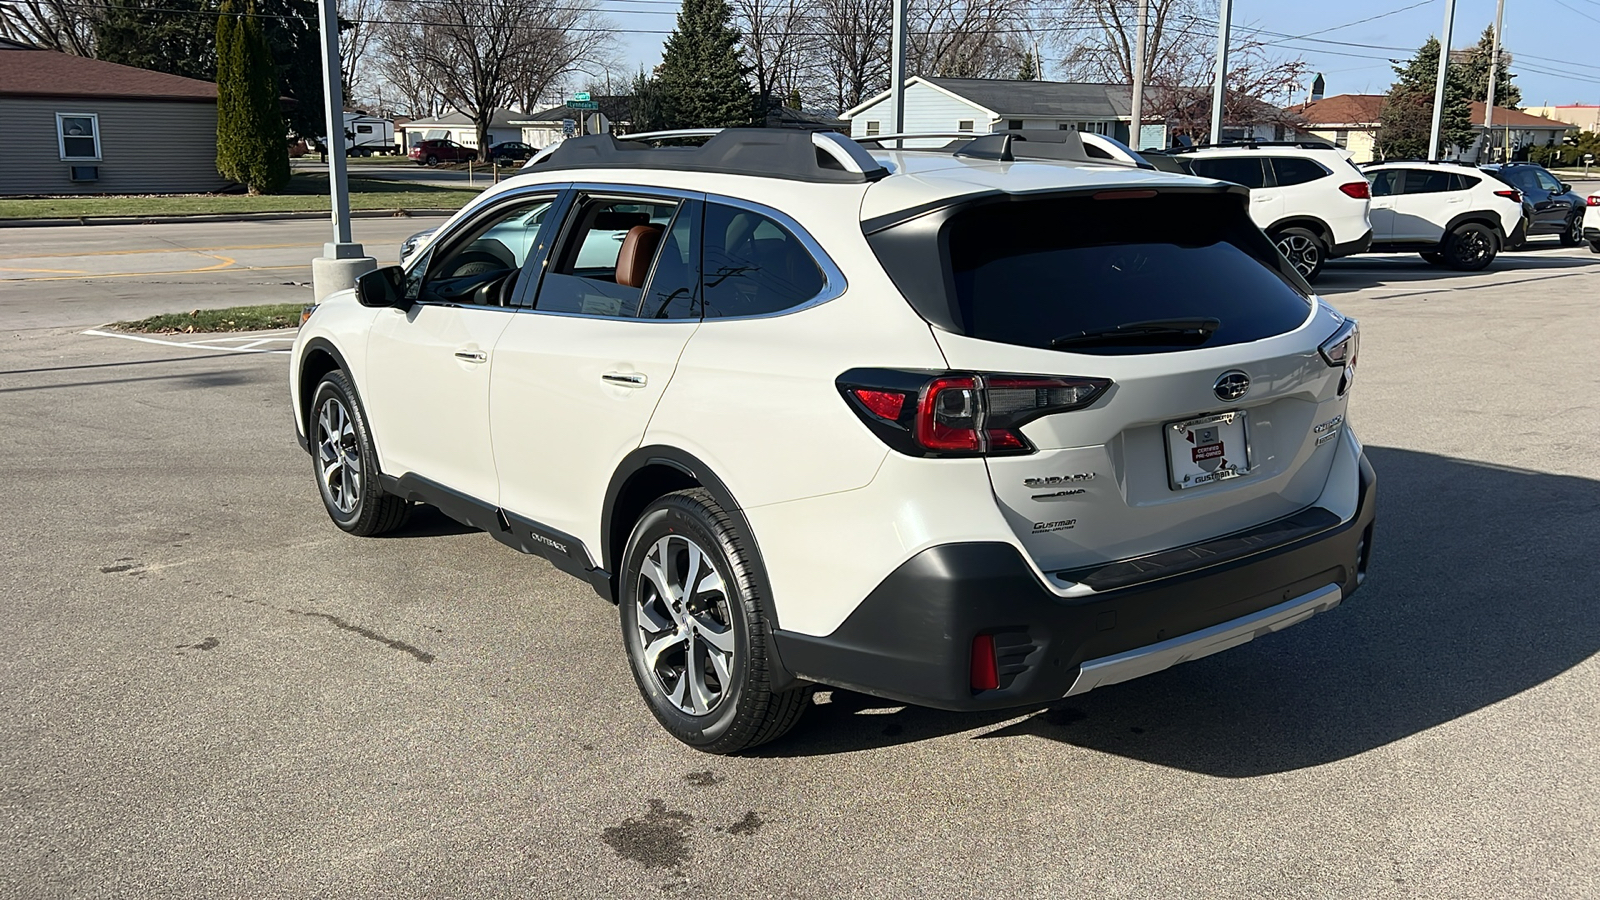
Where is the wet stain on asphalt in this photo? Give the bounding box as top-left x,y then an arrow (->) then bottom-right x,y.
682,770 -> 722,787
725,811 -> 763,836
100,558 -> 145,574
177,637 -> 220,651
288,609 -> 435,663
601,799 -> 693,871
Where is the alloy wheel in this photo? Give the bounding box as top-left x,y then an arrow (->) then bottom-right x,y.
1276,234 -> 1320,278
315,396 -> 362,515
633,533 -> 736,716
1454,229 -> 1492,265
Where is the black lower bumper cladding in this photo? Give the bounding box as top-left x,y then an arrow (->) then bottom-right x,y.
773,455 -> 1376,711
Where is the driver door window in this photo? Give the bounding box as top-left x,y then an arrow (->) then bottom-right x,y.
414,196 -> 554,307
535,196 -> 684,318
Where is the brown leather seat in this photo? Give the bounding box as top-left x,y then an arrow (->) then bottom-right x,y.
616,224 -> 664,288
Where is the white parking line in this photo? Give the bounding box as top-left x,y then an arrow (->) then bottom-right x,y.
81,328 -> 293,355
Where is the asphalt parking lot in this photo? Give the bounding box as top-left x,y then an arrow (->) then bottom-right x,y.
2,225 -> 1598,898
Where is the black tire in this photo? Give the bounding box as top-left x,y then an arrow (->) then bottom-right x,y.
1559,214 -> 1585,247
308,371 -> 410,536
425,154 -> 438,166
1442,222 -> 1498,271
618,489 -> 810,754
1420,251 -> 1445,265
1272,226 -> 1326,281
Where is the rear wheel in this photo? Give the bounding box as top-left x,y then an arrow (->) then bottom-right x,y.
309,371 -> 409,536
1272,227 -> 1326,281
1443,223 -> 1498,271
425,154 -> 438,166
619,489 -> 810,754
1560,214 -> 1585,247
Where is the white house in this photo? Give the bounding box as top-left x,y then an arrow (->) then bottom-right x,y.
513,104 -> 617,150
396,109 -> 523,151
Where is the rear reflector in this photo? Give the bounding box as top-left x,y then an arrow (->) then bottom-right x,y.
851,388 -> 905,421
971,634 -> 999,691
1338,181 -> 1371,200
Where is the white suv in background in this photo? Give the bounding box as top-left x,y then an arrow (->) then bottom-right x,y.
1156,143 -> 1374,281
291,129 -> 1376,754
1585,190 -> 1600,252
1361,162 -> 1527,269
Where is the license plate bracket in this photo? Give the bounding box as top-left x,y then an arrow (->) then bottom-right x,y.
1165,411 -> 1252,490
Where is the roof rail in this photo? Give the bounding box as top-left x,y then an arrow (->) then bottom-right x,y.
859,129 -> 1152,169
1159,140 -> 1339,154
1359,158 -> 1481,168
523,128 -> 886,184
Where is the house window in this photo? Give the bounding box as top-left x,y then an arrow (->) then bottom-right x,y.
865,121 -> 880,137
1058,123 -> 1072,131
57,113 -> 101,161
1007,119 -> 1024,130
958,120 -> 974,132
1075,121 -> 1109,135
356,124 -> 373,134
1334,129 -> 1349,148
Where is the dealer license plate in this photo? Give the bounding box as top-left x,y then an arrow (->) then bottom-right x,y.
1166,411 -> 1252,490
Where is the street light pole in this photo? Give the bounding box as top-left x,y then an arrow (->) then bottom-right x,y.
1482,0 -> 1507,162
1130,0 -> 1148,149
1209,0 -> 1232,145
1427,0 -> 1458,161
891,0 -> 907,145
311,0 -> 375,301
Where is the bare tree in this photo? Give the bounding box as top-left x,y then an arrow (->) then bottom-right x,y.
731,0 -> 809,110
390,0 -> 614,157
338,0 -> 378,103
370,18 -> 447,117
1055,0 -> 1212,86
0,0 -> 101,56
911,0 -> 1030,80
807,0 -> 891,113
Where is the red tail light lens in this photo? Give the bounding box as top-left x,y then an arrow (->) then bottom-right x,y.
1339,181 -> 1371,200
839,369 -> 1111,457
970,634 -> 999,691
1588,195 -> 1600,207
1496,188 -> 1524,203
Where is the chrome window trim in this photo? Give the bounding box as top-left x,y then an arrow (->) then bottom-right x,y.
494,182 -> 848,324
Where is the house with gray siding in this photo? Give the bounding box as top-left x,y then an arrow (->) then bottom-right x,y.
0,40 -> 228,196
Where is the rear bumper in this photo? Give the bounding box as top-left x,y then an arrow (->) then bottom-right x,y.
1509,218 -> 1529,245
773,454 -> 1376,711
1584,226 -> 1599,242
1328,229 -> 1372,259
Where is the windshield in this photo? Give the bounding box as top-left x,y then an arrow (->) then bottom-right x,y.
867,190 -> 1313,355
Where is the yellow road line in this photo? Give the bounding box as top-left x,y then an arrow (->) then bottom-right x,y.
0,242 -> 320,261
10,255 -> 240,282
0,265 -> 90,274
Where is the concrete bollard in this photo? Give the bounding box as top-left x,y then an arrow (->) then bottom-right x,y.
311,242 -> 378,302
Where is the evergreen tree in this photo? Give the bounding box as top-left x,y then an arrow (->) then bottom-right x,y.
1376,37 -> 1474,159
216,0 -> 289,193
1016,50 -> 1040,81
1463,25 -> 1521,109
629,68 -> 668,133
655,0 -> 754,129
95,0 -> 220,81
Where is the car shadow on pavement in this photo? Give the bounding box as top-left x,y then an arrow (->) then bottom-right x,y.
376,503 -> 479,539
1316,253 -> 1596,295
758,446 -> 1600,776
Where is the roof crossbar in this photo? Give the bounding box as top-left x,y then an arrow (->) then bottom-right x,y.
524,128 -> 887,184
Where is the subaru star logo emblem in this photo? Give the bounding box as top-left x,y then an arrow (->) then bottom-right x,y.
1214,370 -> 1250,402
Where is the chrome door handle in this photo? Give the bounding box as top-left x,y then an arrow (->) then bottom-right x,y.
601,371 -> 647,387
454,350 -> 488,363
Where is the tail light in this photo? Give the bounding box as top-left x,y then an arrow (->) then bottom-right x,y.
1338,181 -> 1371,200
838,368 -> 1111,457
1319,318 -> 1359,395
1588,195 -> 1600,207
1496,188 -> 1524,204
970,634 -> 999,692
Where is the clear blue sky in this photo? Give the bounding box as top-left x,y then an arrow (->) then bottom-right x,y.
600,0 -> 1600,108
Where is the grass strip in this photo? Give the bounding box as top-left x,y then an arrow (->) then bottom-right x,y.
113,303 -> 308,333
0,174 -> 482,220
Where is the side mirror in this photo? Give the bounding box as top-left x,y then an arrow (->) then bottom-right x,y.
1560,183 -> 1572,193
355,265 -> 408,308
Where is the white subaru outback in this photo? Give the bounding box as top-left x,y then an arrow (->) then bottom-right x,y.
290,129 -> 1375,754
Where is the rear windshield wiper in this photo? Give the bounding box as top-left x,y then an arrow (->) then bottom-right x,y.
1050,317 -> 1221,350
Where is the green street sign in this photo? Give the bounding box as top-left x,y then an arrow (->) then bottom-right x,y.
568,100 -> 599,110
572,92 -> 591,102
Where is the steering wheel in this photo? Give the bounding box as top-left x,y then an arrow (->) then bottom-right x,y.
469,267 -> 520,307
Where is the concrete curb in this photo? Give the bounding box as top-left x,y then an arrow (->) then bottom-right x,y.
0,208 -> 458,229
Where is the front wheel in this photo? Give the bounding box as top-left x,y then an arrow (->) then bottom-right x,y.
1443,223 -> 1498,271
619,489 -> 810,754
1273,227 -> 1326,281
309,371 -> 410,536
1560,215 -> 1585,247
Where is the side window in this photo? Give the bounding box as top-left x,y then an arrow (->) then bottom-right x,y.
1404,169 -> 1452,194
701,203 -> 826,318
535,196 -> 681,318
1187,156 -> 1267,189
1451,173 -> 1481,191
1367,170 -> 1401,197
639,201 -> 701,320
1511,169 -> 1540,192
1533,169 -> 1563,192
415,196 -> 554,307
1268,157 -> 1327,187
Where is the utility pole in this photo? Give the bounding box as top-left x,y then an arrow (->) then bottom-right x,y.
311,0 -> 375,301
891,0 -> 907,145
1209,0 -> 1233,144
1427,0 -> 1458,161
1130,0 -> 1148,149
1482,0 -> 1507,163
